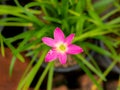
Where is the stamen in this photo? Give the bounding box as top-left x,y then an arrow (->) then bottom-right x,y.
56,43 -> 67,53
59,44 -> 66,51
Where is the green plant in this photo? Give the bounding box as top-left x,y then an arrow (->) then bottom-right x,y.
0,0 -> 120,90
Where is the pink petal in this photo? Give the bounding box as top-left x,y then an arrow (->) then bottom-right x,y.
65,34 -> 75,45
54,27 -> 65,41
67,44 -> 83,54
58,54 -> 67,64
42,37 -> 55,47
45,50 -> 58,62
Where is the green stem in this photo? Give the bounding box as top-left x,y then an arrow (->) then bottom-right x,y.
73,24 -> 120,43
14,0 -> 44,26
19,55 -> 37,85
86,0 -> 94,11
47,62 -> 54,90
0,33 -> 5,57
38,0 -> 49,16
102,9 -> 119,21
104,60 -> 118,76
0,11 -> 34,22
76,55 -> 106,81
34,62 -> 53,90
98,59 -> 118,83
9,56 -> 16,76
73,28 -> 102,42
17,48 -> 48,90
3,36 -> 25,63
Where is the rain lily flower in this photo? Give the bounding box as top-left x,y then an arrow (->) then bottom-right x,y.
42,27 -> 83,64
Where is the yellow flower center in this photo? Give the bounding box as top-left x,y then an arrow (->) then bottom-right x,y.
59,44 -> 66,51
56,43 -> 67,53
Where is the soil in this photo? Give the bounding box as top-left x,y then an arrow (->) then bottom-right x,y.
0,48 -> 31,90
54,55 -> 77,68
41,50 -> 88,72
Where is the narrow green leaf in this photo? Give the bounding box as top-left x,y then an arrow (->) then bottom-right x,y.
75,0 -> 86,14
103,57 -> 118,77
102,9 -> 119,20
16,53 -> 25,62
74,28 -> 107,42
83,42 -> 111,57
86,0 -> 103,26
94,0 -> 114,9
68,9 -> 80,16
75,56 -> 103,90
83,47 -> 102,73
107,17 -> 120,25
69,0 -> 76,5
16,30 -> 34,52
0,11 -> 34,22
0,17 -> 27,22
9,56 -> 16,76
61,0 -> 69,18
62,19 -> 69,32
0,5 -> 24,13
14,0 -> 44,26
88,10 -> 103,26
0,22 -> 32,27
95,36 -> 117,55
93,0 -> 114,14
43,16 -> 61,24
35,62 -> 53,90
47,62 -> 54,90
76,16 -> 85,36
0,5 -> 40,15
2,36 -> 25,62
19,49 -> 40,84
17,47 -> 48,90
0,33 -> 5,57
76,55 -> 106,81
6,30 -> 32,43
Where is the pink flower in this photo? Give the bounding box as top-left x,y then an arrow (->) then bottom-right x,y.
42,27 -> 83,64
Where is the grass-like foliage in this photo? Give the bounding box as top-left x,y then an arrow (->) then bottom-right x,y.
0,0 -> 120,90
